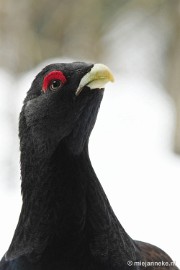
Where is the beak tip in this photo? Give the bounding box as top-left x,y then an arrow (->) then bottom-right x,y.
110,74 -> 115,83
96,63 -> 115,83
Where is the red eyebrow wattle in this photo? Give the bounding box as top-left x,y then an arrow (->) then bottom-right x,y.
42,70 -> 67,92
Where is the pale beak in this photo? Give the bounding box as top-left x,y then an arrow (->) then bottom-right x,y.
76,63 -> 115,96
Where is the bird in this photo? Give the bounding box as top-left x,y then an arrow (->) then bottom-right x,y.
0,62 -> 178,270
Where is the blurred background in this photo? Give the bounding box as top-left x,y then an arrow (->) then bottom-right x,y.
0,0 -> 180,266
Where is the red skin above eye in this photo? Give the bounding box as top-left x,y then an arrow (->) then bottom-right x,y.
42,70 -> 67,92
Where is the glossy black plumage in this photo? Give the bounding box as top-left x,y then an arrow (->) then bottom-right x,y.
0,62 -> 178,270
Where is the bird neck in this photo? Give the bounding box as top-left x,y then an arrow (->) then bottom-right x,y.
21,140 -> 90,238
8,137 -> 137,265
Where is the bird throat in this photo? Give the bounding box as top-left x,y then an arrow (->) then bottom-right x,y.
6,138 -> 136,266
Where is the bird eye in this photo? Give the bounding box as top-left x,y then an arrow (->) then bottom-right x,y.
49,80 -> 62,92
42,70 -> 67,93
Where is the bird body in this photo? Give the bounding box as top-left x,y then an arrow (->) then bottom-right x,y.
0,62 -> 178,270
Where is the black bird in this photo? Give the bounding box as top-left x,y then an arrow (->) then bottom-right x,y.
0,62 -> 178,270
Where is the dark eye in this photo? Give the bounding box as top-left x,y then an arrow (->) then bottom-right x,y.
49,80 -> 62,92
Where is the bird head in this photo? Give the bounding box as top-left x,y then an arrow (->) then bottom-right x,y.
21,62 -> 114,155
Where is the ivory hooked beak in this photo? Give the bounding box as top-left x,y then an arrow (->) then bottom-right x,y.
76,63 -> 115,96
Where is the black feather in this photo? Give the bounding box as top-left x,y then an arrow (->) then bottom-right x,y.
0,62 -> 178,270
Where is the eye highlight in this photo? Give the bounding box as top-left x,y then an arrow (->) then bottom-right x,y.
42,70 -> 67,93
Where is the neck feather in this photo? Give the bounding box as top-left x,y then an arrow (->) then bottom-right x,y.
7,135 -> 137,265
